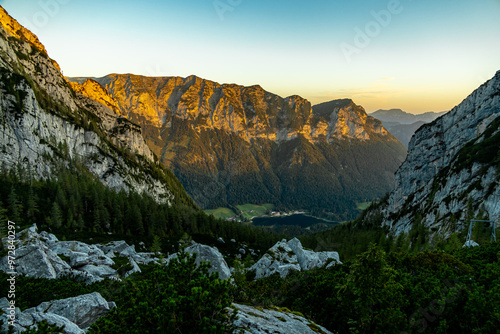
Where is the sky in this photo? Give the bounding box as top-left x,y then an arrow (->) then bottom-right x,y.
1,0 -> 500,114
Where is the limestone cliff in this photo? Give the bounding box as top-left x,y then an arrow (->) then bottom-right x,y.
0,6 -> 191,205
380,71 -> 500,237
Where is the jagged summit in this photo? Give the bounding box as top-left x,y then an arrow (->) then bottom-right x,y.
313,98 -> 354,109
0,6 -> 61,71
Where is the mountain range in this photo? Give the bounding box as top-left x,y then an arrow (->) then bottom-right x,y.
369,109 -> 446,147
68,75 -> 407,219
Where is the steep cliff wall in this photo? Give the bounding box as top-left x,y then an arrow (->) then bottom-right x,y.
381,71 -> 500,236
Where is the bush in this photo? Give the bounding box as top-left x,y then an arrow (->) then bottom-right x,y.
89,252 -> 236,333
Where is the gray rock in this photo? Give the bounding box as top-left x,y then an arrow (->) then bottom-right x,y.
231,303 -> 332,334
57,269 -> 105,284
168,243 -> 231,280
0,242 -> 70,279
250,238 -> 341,279
132,252 -> 157,265
0,309 -> 34,333
250,239 -> 301,279
287,238 -> 341,270
70,251 -> 90,268
49,241 -> 104,258
40,233 -> 58,244
26,292 -> 112,329
31,313 -> 84,334
217,237 -> 225,243
463,240 -> 480,248
119,245 -> 137,257
79,264 -> 117,278
0,297 -> 10,311
99,240 -> 129,254
105,250 -> 116,258
14,224 -> 39,246
124,257 -> 141,278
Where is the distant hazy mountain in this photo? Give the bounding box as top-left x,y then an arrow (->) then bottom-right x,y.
70,75 -> 407,220
370,109 -> 446,124
369,109 -> 447,147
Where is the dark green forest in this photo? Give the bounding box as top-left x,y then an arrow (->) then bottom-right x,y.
0,163 -> 280,255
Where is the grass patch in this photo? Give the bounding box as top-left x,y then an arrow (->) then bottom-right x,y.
237,203 -> 274,220
356,201 -> 373,210
204,207 -> 237,219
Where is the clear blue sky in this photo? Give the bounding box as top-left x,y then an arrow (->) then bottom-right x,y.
2,0 -> 500,113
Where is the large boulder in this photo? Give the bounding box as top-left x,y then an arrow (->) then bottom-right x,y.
249,238 -> 341,279
288,238 -> 341,270
30,313 -> 84,334
231,303 -> 333,334
250,240 -> 301,279
0,293 -> 113,333
0,242 -> 71,279
168,243 -> 231,280
25,292 -> 114,329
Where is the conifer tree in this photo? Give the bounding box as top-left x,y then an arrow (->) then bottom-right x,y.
8,187 -> 22,224
50,202 -> 63,228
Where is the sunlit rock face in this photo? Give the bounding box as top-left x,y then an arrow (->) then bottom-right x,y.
73,74 -> 406,217
0,6 -> 180,204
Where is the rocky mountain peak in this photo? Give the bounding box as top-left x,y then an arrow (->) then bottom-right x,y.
312,99 -> 391,141
0,6 -> 60,72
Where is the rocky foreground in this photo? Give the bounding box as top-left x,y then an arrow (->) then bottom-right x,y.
0,225 -> 338,333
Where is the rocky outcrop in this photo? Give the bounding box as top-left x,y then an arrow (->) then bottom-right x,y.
24,292 -> 113,329
231,304 -> 332,334
0,242 -> 70,279
0,292 -> 114,333
381,71 -> 500,238
0,224 -> 156,283
250,238 -> 341,279
167,243 -> 232,280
